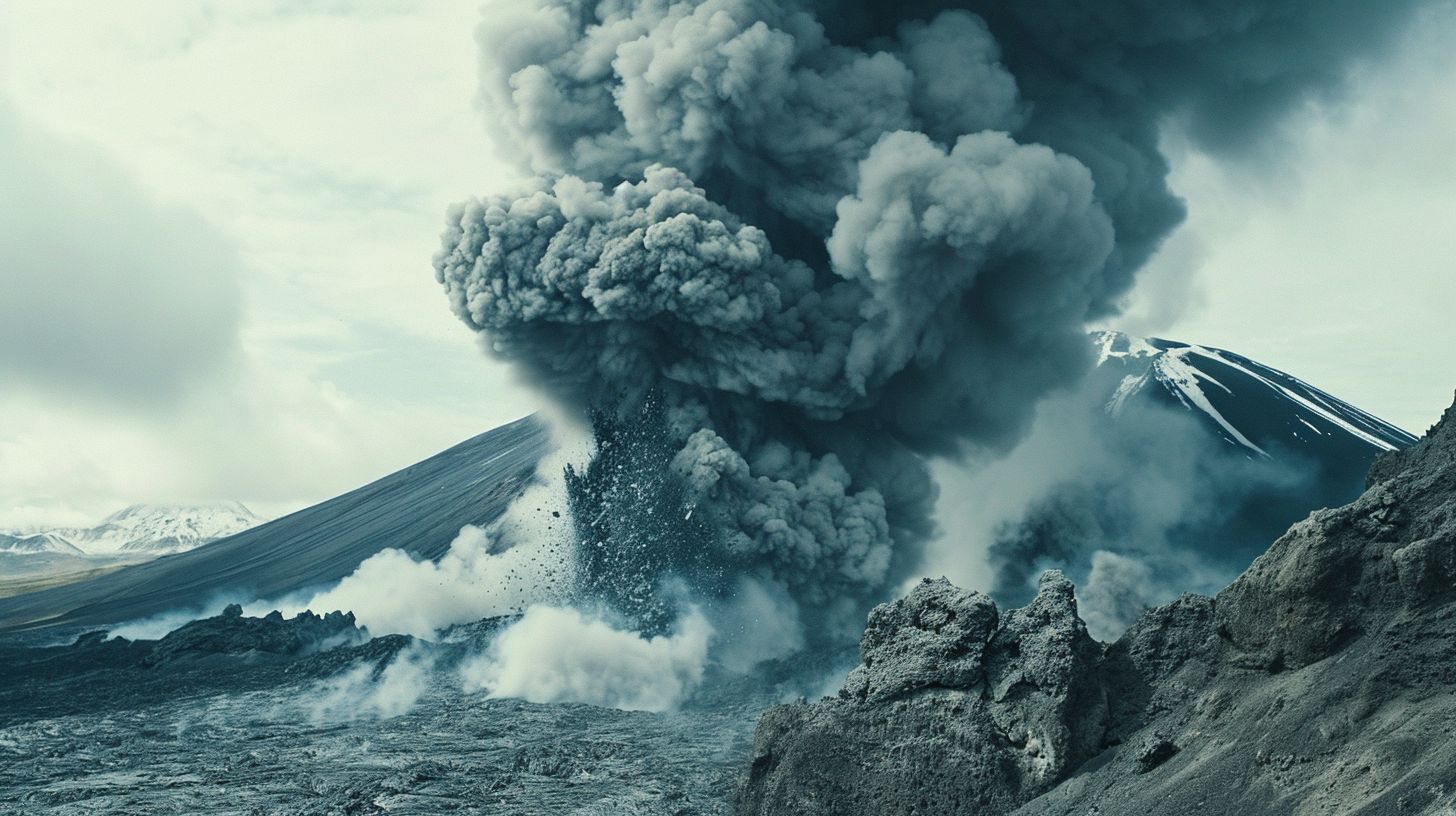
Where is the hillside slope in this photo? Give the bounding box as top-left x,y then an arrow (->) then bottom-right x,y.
0,417 -> 549,632
741,394 -> 1456,815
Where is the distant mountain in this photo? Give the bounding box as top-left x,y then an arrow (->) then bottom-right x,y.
0,417 -> 549,632
53,502 -> 263,556
0,505 -> 263,601
987,332 -> 1418,628
0,532 -> 84,557
1094,330 -> 1415,462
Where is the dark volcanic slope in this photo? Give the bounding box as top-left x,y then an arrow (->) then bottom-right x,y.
0,417 -> 548,632
1096,331 -> 1416,463
741,395 -> 1456,816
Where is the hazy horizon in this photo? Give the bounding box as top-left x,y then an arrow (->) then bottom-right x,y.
3,0 -> 1454,528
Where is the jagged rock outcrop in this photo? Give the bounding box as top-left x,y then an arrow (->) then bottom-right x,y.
739,573 -> 1108,814
142,604 -> 368,666
840,577 -> 1000,703
740,393 -> 1456,816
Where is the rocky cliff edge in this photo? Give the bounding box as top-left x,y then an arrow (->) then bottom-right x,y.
739,393 -> 1456,816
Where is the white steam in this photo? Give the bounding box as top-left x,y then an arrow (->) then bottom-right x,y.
1077,550 -> 1159,642
107,593 -> 255,641
459,605 -> 712,712
295,447 -> 581,637
299,524 -> 560,638
302,642 -> 436,723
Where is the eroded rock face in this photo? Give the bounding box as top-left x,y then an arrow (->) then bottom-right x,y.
739,572 -> 1107,815
740,392 -> 1456,816
1214,398 -> 1456,673
841,577 -> 998,703
984,572 -> 1108,785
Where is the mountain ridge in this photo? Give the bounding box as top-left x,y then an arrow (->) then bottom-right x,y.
4,502 -> 263,558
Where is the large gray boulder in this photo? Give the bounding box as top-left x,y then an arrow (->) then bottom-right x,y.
840,577 -> 999,703
739,572 -> 1107,815
740,393 -> 1456,816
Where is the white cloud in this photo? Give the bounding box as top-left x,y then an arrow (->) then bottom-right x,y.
0,100 -> 242,403
0,1 -> 540,526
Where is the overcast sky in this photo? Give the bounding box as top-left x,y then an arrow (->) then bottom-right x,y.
2,0 -> 1454,528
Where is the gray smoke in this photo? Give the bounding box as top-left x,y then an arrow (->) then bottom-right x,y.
437,0 -> 1426,647
966,382 -> 1309,641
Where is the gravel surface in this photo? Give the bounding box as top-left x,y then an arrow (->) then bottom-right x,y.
0,669 -> 756,815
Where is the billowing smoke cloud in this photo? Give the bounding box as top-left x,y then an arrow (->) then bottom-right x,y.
300,524 -> 563,638
459,604 -> 712,712
438,0 -> 1428,649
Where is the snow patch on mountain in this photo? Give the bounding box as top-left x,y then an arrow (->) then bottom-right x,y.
6,503 -> 263,558
1093,331 -> 1415,459
0,532 -> 84,557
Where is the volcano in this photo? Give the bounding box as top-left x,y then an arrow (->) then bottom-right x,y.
1093,330 -> 1413,466
0,337 -> 1413,635
968,332 -> 1417,627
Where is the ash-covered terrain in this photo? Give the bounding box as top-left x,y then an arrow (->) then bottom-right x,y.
739,394 -> 1456,815
1,387 -> 1448,815
0,606 -> 762,815
3,0 -> 1449,812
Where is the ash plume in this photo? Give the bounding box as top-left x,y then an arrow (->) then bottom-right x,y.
437,0 -> 1426,652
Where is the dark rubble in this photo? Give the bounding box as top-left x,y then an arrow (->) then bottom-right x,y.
0,607 -> 760,815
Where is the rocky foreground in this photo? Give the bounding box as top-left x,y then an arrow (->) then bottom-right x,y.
0,605 -> 757,815
5,401 -> 1453,814
740,396 -> 1456,815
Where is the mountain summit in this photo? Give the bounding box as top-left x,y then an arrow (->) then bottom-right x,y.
978,332 -> 1418,635
57,502 -> 263,556
1093,331 -> 1414,459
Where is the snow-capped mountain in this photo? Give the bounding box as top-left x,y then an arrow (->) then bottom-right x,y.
1094,330 -> 1415,461
0,532 -> 84,557
55,502 -> 263,556
980,332 -> 1418,622
6,503 -> 263,560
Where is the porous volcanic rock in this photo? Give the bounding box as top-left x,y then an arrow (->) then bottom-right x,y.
739,572 -> 1107,815
740,393 -> 1456,816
